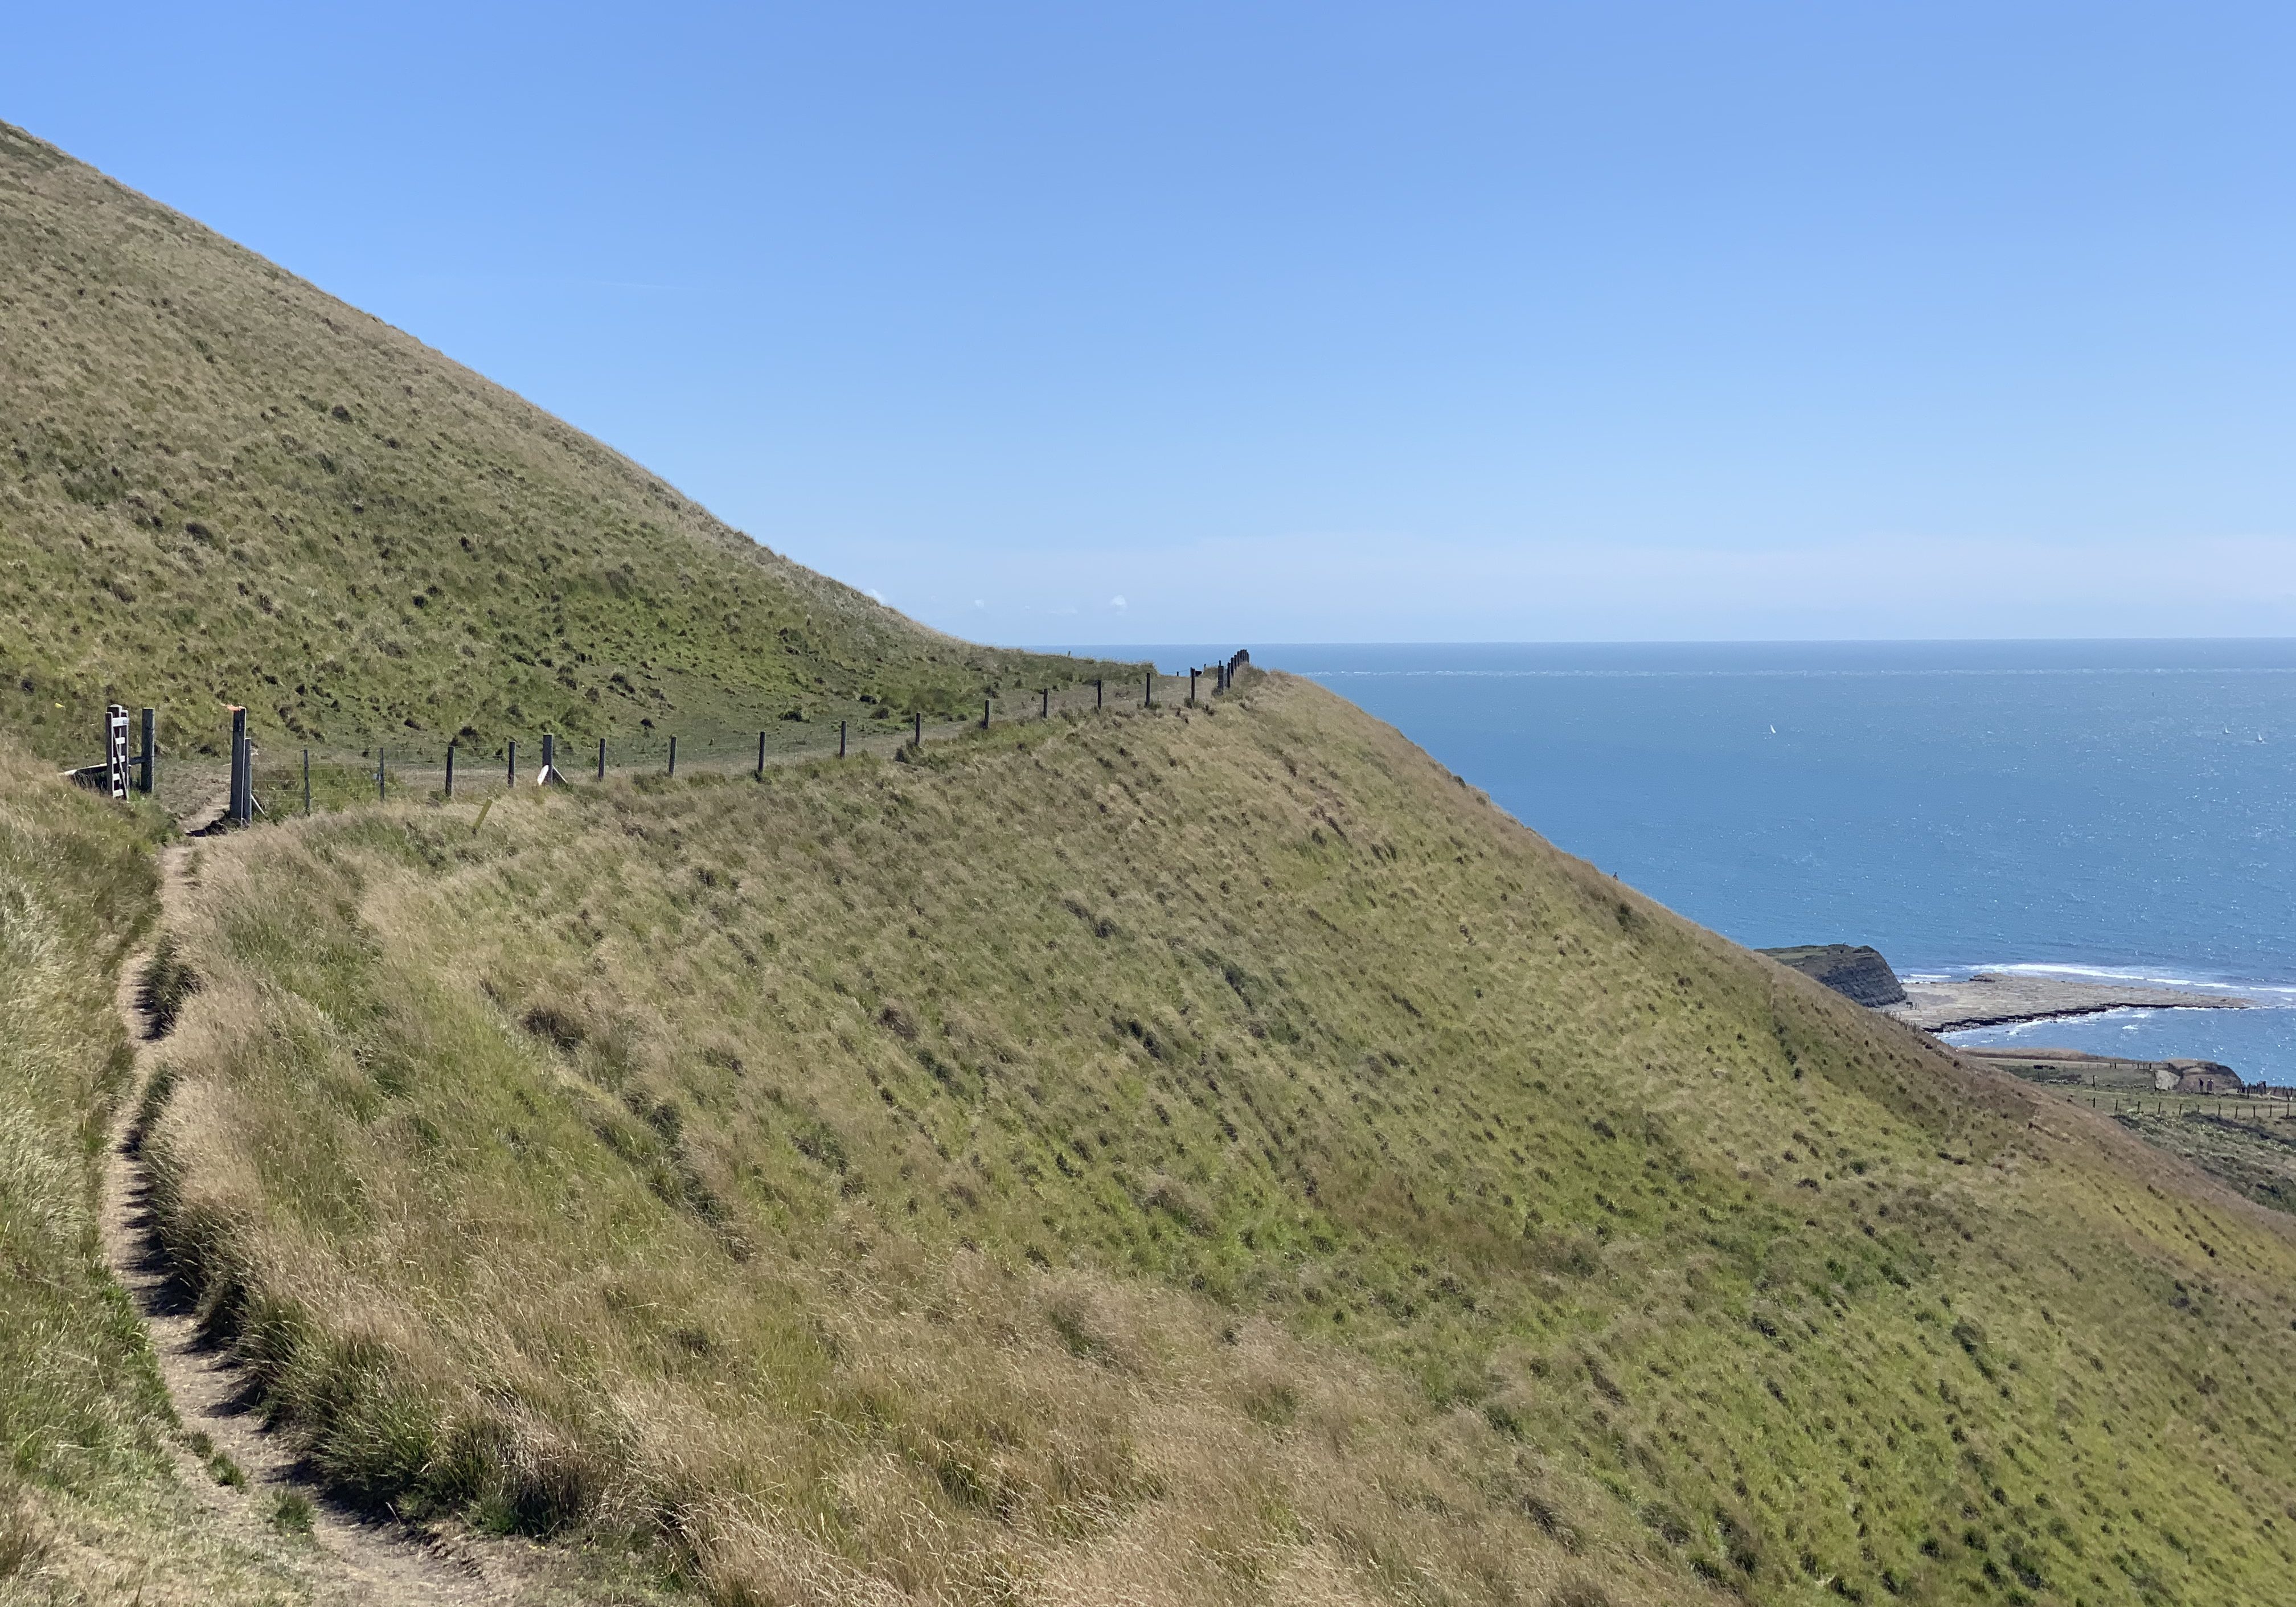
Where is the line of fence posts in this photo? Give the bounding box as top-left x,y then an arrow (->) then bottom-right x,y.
111,658 -> 1244,828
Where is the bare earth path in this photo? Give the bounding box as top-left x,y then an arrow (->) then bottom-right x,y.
99,790 -> 538,1605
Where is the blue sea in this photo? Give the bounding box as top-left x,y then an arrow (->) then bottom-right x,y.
1073,642 -> 2296,1086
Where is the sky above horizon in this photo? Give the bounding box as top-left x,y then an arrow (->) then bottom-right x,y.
8,3 -> 2296,644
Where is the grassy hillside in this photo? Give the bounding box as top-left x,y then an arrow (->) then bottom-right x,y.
136,673 -> 2296,1606
0,121 -> 1135,764
0,740 -> 317,1601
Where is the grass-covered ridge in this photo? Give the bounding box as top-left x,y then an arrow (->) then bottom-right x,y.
142,674 -> 2296,1605
0,121 -> 1135,761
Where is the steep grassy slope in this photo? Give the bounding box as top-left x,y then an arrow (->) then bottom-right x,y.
138,674 -> 2296,1606
0,741 -> 314,1601
0,121 -> 1133,762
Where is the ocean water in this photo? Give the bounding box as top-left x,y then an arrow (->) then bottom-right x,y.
1078,641 -> 2296,1085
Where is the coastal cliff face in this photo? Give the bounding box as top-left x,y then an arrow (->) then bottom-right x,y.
1758,942 -> 1909,1007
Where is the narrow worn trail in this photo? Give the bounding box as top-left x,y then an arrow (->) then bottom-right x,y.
100,790 -> 534,1605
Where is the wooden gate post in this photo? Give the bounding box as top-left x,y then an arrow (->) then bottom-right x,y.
228,706 -> 250,825
138,708 -> 155,794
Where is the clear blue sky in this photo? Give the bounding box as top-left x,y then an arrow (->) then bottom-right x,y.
8,3 -> 2295,643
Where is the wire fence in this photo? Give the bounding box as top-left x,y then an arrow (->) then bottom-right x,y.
2071,1091 -> 2296,1123
83,662 -> 1248,823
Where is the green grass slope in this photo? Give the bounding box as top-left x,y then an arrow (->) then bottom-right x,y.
138,674 -> 2296,1606
0,121 -> 1134,762
0,741 -> 319,1601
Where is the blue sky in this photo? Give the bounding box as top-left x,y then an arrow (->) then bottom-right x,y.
8,3 -> 2296,642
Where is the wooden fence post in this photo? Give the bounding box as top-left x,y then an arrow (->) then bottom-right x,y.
839,720 -> 847,758
1096,678 -> 1103,710
228,706 -> 249,824
1189,667 -> 1199,705
138,708 -> 155,794
982,698 -> 991,730
757,730 -> 766,780
913,712 -> 922,747
1040,688 -> 1049,719
668,736 -> 677,777
1145,671 -> 1153,707
446,742 -> 456,798
304,748 -> 311,815
597,737 -> 606,780
506,740 -> 516,786
378,746 -> 387,803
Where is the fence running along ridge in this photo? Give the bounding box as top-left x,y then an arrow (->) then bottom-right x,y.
65,656 -> 1254,825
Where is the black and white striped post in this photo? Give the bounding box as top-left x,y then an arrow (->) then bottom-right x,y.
104,705 -> 129,800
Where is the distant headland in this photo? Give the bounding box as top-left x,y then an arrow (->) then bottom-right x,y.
1760,942 -> 2255,1032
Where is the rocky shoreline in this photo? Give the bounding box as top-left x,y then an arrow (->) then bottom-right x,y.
1888,973 -> 2255,1032
1761,943 -> 2256,1033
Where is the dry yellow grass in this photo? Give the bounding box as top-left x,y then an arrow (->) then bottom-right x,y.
135,674 -> 2296,1605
